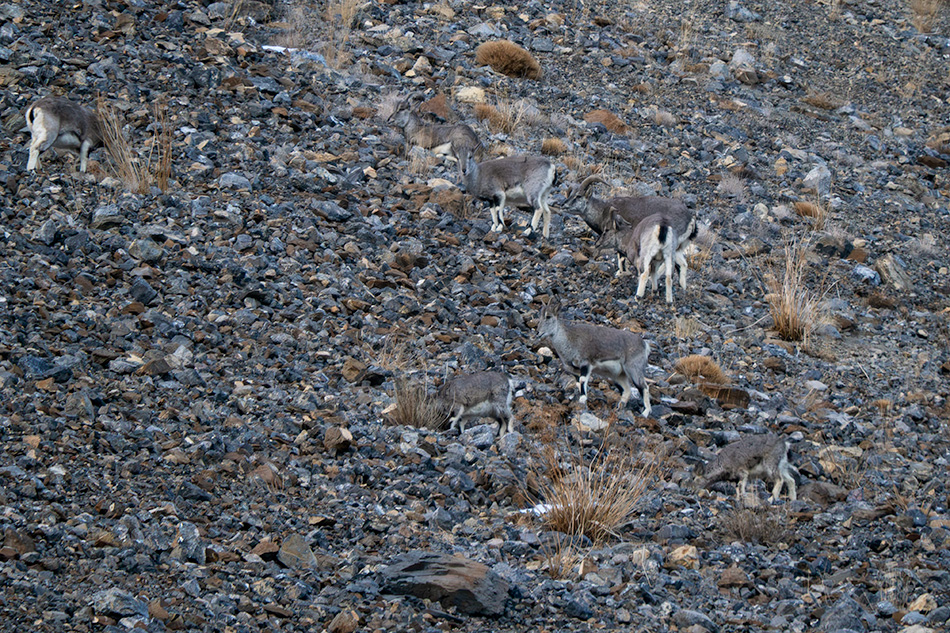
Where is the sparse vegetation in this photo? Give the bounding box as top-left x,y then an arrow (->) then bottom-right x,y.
474,100 -> 534,136
720,506 -> 789,544
98,97 -> 173,194
794,200 -> 829,231
909,0 -> 943,33
385,375 -> 447,429
538,532 -> 582,580
674,355 -> 729,385
534,445 -> 656,544
541,137 -> 567,156
475,40 -> 542,80
765,239 -> 828,345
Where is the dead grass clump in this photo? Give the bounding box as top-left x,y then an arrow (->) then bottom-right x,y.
654,109 -> 677,127
541,137 -> 567,156
720,506 -> 789,545
474,100 -> 533,136
385,376 -> 447,430
673,316 -> 703,339
686,223 -> 717,270
909,0 -> 942,33
98,98 -> 172,194
475,40 -> 542,80
674,355 -> 729,385
802,91 -> 843,110
794,200 -> 829,231
765,240 -> 827,345
583,109 -> 629,134
535,446 -> 657,544
717,172 -> 746,201
538,532 -> 582,580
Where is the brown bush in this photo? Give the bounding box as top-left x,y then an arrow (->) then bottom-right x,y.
720,507 -> 789,545
385,376 -> 447,430
583,109 -> 629,134
541,138 -> 567,156
674,355 -> 729,385
475,40 -> 542,80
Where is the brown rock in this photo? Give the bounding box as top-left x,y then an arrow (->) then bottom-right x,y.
430,188 -> 463,216
327,609 -> 360,633
250,539 -> 280,559
324,426 -> 354,453
668,544 -> 700,569
4,529 -> 35,555
380,551 -> 508,616
277,534 -> 318,569
874,254 -> 913,291
341,357 -> 367,383
718,565 -> 751,588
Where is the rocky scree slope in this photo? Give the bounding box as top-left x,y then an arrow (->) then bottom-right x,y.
0,0 -> 948,631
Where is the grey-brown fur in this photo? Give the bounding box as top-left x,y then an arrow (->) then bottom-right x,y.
537,300 -> 651,417
25,97 -> 103,173
565,176 -> 697,287
388,102 -> 482,177
463,154 -> 555,238
699,434 -> 798,502
598,212 -> 678,303
438,371 -> 515,438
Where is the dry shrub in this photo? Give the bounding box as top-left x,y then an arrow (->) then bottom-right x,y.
385,375 -> 447,430
674,355 -> 729,385
909,0 -> 942,33
802,91 -> 842,110
583,109 -> 628,134
717,172 -> 746,201
541,137 -> 567,156
794,200 -> 829,230
538,532 -> 582,580
673,316 -> 703,339
408,149 -> 437,176
720,506 -> 789,545
535,445 -> 657,543
98,98 -> 172,194
475,40 -> 542,80
654,109 -> 677,127
686,224 -> 717,270
872,398 -> 893,415
765,240 -> 827,345
474,100 -> 532,135
522,401 -> 569,444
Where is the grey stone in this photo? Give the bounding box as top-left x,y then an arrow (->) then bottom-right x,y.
380,551 -> 508,616
90,588 -> 148,618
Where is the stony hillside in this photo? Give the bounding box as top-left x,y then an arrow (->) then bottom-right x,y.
0,0 -> 948,631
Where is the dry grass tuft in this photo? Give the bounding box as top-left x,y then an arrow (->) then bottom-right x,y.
583,109 -> 629,134
535,445 -> 657,544
385,375 -> 447,430
473,100 -> 534,136
794,200 -> 829,230
802,91 -> 843,110
909,0 -> 943,33
98,98 -> 172,194
475,40 -> 542,80
872,398 -> 893,415
765,240 -> 827,345
674,355 -> 729,385
673,316 -> 703,339
538,532 -> 582,580
720,506 -> 789,545
541,137 -> 567,156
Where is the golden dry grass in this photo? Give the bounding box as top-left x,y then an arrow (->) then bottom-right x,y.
385,376 -> 447,430
583,109 -> 629,134
674,355 -> 729,385
909,0 -> 943,33
765,240 -> 828,345
794,200 -> 829,230
98,97 -> 172,194
541,137 -> 567,156
473,100 -> 532,135
535,445 -> 657,544
720,506 -> 789,545
475,40 -> 542,80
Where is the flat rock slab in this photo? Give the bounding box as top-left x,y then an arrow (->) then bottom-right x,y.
380,551 -> 508,616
